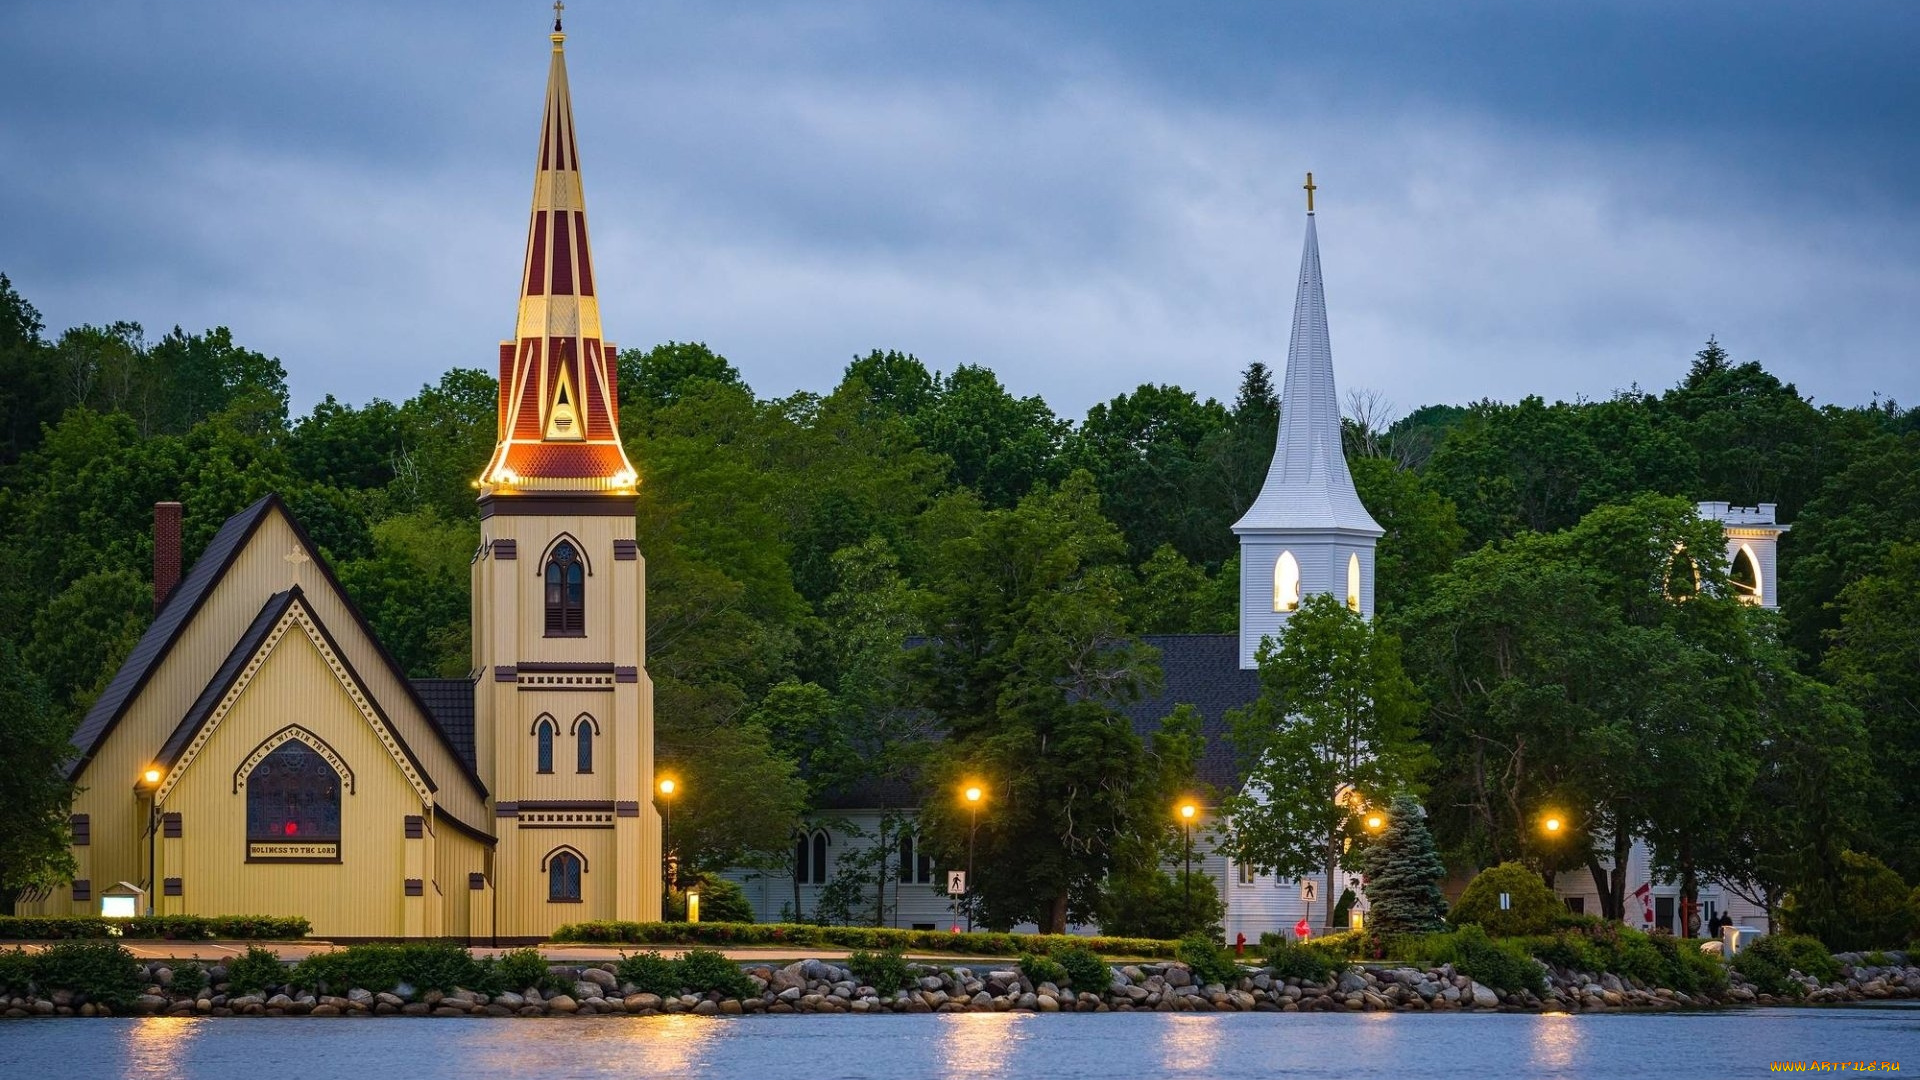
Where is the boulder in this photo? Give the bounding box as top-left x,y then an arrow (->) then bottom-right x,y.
547,995 -> 578,1014
580,967 -> 617,989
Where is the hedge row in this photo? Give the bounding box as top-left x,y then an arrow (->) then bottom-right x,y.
0,915 -> 312,941
550,920 -> 1180,958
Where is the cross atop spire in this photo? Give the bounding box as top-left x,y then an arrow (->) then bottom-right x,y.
479,17 -> 637,498
553,1 -> 565,34
1303,171 -> 1316,214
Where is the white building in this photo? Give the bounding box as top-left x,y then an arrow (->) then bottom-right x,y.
1550,501 -> 1790,932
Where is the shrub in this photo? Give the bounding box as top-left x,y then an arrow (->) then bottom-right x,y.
675,948 -> 754,998
616,950 -> 681,997
168,960 -> 208,991
1018,952 -> 1067,987
664,873 -> 757,925
1097,869 -> 1227,941
847,949 -> 912,995
1301,929 -> 1371,959
487,948 -> 560,994
1732,936 -> 1805,998
31,940 -> 144,1007
289,942 -> 486,996
1430,925 -> 1544,996
548,920 -> 1179,959
1261,937 -> 1344,984
0,948 -> 35,995
1052,944 -> 1112,992
1449,863 -> 1563,937
1175,933 -> 1241,987
225,945 -> 289,995
0,914 -> 310,940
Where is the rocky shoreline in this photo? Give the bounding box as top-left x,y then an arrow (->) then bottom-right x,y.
3,951 -> 1913,1018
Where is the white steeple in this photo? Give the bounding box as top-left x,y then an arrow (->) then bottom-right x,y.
1232,177 -> 1383,668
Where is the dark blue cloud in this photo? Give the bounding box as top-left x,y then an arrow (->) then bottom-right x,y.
1,0 -> 1915,421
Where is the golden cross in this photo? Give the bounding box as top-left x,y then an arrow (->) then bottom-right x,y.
1304,172 -> 1317,213
553,0 -> 564,31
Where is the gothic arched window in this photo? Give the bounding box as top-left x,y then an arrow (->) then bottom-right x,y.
795,830 -> 830,885
1730,545 -> 1762,604
896,831 -> 933,884
535,717 -> 555,774
1347,553 -> 1362,612
576,722 -> 593,774
246,742 -> 341,845
547,849 -> 583,902
544,541 -> 585,637
1274,551 -> 1302,613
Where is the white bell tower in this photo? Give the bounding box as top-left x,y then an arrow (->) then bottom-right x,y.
1232,175 -> 1383,669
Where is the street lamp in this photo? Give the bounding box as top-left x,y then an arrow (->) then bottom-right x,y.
1541,813 -> 1564,836
962,783 -> 984,932
657,776 -> 678,917
139,768 -> 162,915
1178,801 -> 1199,926
1364,811 -> 1385,832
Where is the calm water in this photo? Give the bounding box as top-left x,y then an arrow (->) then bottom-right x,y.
2,1007 -> 1914,1079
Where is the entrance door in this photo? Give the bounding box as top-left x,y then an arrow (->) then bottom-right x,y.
1654,895 -> 1676,934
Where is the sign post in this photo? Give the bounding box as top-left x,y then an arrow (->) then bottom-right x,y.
947,870 -> 967,895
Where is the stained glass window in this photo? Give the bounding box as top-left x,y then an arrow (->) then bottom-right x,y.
246,742 -> 340,843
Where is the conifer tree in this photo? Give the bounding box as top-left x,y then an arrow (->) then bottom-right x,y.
1361,793 -> 1449,935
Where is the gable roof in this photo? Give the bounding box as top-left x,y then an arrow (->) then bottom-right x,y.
68,494 -> 489,807
412,677 -> 478,772
68,496 -> 278,780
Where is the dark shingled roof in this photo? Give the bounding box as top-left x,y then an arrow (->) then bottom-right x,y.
1127,634 -> 1262,794
152,589 -> 297,768
412,677 -> 478,772
67,496 -> 279,780
818,633 -> 1261,809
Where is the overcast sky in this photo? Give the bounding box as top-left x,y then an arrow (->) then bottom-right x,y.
3,1 -> 1916,421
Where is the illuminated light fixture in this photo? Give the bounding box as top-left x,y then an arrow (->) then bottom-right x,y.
1178,802 -> 1198,821
658,778 -> 676,796
142,768 -> 162,785
1543,814 -> 1564,835
963,785 -> 983,804
612,469 -> 638,488
1365,813 -> 1385,831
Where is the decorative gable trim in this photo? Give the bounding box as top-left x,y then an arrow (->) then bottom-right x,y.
157,590 -> 433,807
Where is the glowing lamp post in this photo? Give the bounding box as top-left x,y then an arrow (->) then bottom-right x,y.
140,767 -> 163,915
658,777 -> 678,917
962,783 -> 984,932
1178,801 -> 1199,926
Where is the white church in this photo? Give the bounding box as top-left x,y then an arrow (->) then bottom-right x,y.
723,188 -> 1786,943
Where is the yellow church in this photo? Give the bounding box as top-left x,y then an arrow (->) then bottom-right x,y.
28,17 -> 662,939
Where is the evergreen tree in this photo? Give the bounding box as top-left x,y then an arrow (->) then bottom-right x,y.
1360,793 -> 1448,935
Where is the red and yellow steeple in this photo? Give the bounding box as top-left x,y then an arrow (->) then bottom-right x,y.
480,8 -> 637,497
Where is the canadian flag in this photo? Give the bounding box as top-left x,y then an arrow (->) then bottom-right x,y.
1632,882 -> 1655,926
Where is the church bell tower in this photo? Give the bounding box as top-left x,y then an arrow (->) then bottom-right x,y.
473,9 -> 660,933
1232,176 -> 1384,668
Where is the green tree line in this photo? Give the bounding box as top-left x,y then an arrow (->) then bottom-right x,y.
2,271 -> 1916,939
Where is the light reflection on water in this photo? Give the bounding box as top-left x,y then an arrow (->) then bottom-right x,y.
0,1005 -> 1910,1080
121,1015 -> 200,1079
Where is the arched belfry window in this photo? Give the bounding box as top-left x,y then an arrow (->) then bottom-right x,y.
545,847 -> 584,902
1274,551 -> 1302,613
1346,553 -> 1362,612
544,541 -> 585,637
1730,545 -> 1762,604
246,742 -> 341,846
535,717 -> 556,774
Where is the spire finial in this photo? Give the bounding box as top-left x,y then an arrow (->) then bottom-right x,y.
1303,171 -> 1316,214
553,0 -> 565,32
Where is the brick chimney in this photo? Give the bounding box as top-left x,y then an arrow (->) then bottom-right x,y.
154,502 -> 183,613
